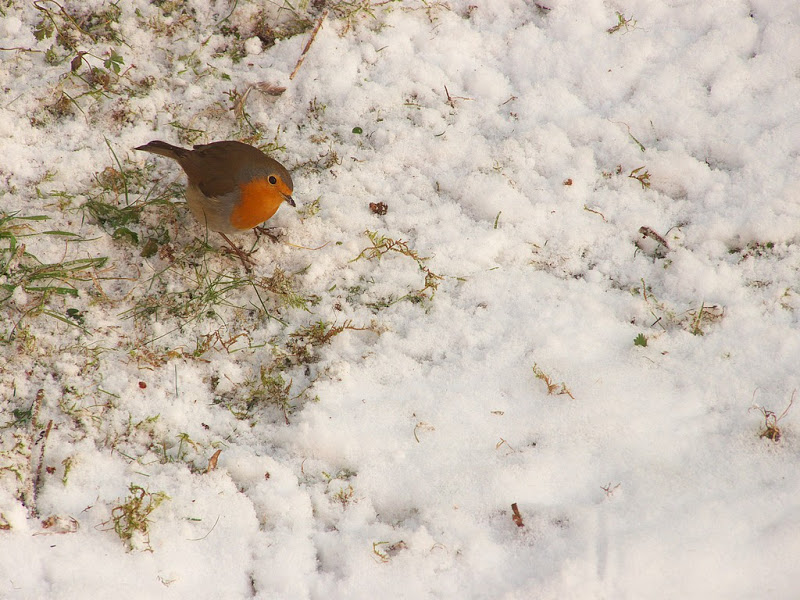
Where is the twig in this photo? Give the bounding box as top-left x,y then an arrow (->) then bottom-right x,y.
22,389 -> 49,517
32,420 -> 53,517
289,9 -> 329,81
233,82 -> 286,120
0,47 -> 45,53
21,390 -> 46,515
601,482 -> 621,497
495,438 -> 518,453
31,388 -> 45,429
283,241 -> 331,251
443,85 -> 472,107
413,421 -> 434,443
583,205 -> 607,222
638,226 -> 670,250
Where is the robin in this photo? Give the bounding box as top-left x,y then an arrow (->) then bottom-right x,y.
135,140 -> 295,266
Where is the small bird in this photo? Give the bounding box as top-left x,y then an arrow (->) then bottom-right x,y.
135,140 -> 295,266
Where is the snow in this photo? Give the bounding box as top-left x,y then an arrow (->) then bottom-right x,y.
1,0 -> 800,598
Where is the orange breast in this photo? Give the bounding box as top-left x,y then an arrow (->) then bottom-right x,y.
229,178 -> 284,230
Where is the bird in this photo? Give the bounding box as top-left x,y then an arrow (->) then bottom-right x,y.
135,140 -> 295,267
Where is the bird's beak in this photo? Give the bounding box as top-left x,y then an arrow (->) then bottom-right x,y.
282,193 -> 296,207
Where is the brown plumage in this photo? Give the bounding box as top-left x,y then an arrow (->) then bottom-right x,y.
136,140 -> 296,268
135,140 -> 295,234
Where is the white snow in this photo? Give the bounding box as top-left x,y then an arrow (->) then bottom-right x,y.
1,0 -> 800,598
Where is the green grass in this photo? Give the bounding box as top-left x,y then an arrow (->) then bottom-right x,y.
634,279 -> 724,336
352,230 -> 444,308
1,1 -> 455,540
108,484 -> 169,552
0,211 -> 108,338
219,364 -> 316,425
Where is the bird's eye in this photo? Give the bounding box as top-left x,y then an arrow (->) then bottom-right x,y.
268,175 -> 278,185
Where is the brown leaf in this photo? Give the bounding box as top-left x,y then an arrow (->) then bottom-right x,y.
37,515 -> 79,535
253,82 -> 286,97
70,52 -> 85,72
206,449 -> 222,473
511,503 -> 524,528
369,202 -> 388,216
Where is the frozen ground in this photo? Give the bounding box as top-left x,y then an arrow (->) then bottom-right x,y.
1,0 -> 800,598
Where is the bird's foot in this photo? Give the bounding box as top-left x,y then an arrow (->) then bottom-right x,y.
219,233 -> 254,272
254,225 -> 283,244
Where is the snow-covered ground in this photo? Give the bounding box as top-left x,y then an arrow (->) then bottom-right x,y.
1,0 -> 799,597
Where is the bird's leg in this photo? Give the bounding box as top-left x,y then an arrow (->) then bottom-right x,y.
218,232 -> 254,271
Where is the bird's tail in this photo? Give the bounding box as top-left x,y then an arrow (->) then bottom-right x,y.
134,140 -> 188,160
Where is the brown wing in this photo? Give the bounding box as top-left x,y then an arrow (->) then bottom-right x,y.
173,140 -> 292,199
176,142 -> 238,198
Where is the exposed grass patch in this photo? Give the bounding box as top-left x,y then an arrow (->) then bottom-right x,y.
220,364 -> 313,425
259,266 -> 316,312
73,142 -> 186,262
33,0 -> 124,47
0,432 -> 30,508
333,483 -> 355,509
687,302 -> 724,336
282,319 -> 376,365
353,230 -> 443,308
107,483 -> 169,552
751,391 -> 794,443
728,241 -> 776,261
0,211 -> 109,339
607,11 -> 637,34
634,280 -> 724,336
124,265 -> 251,324
532,363 -> 575,399
123,263 -> 318,358
372,539 -> 407,563
628,166 -> 651,189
